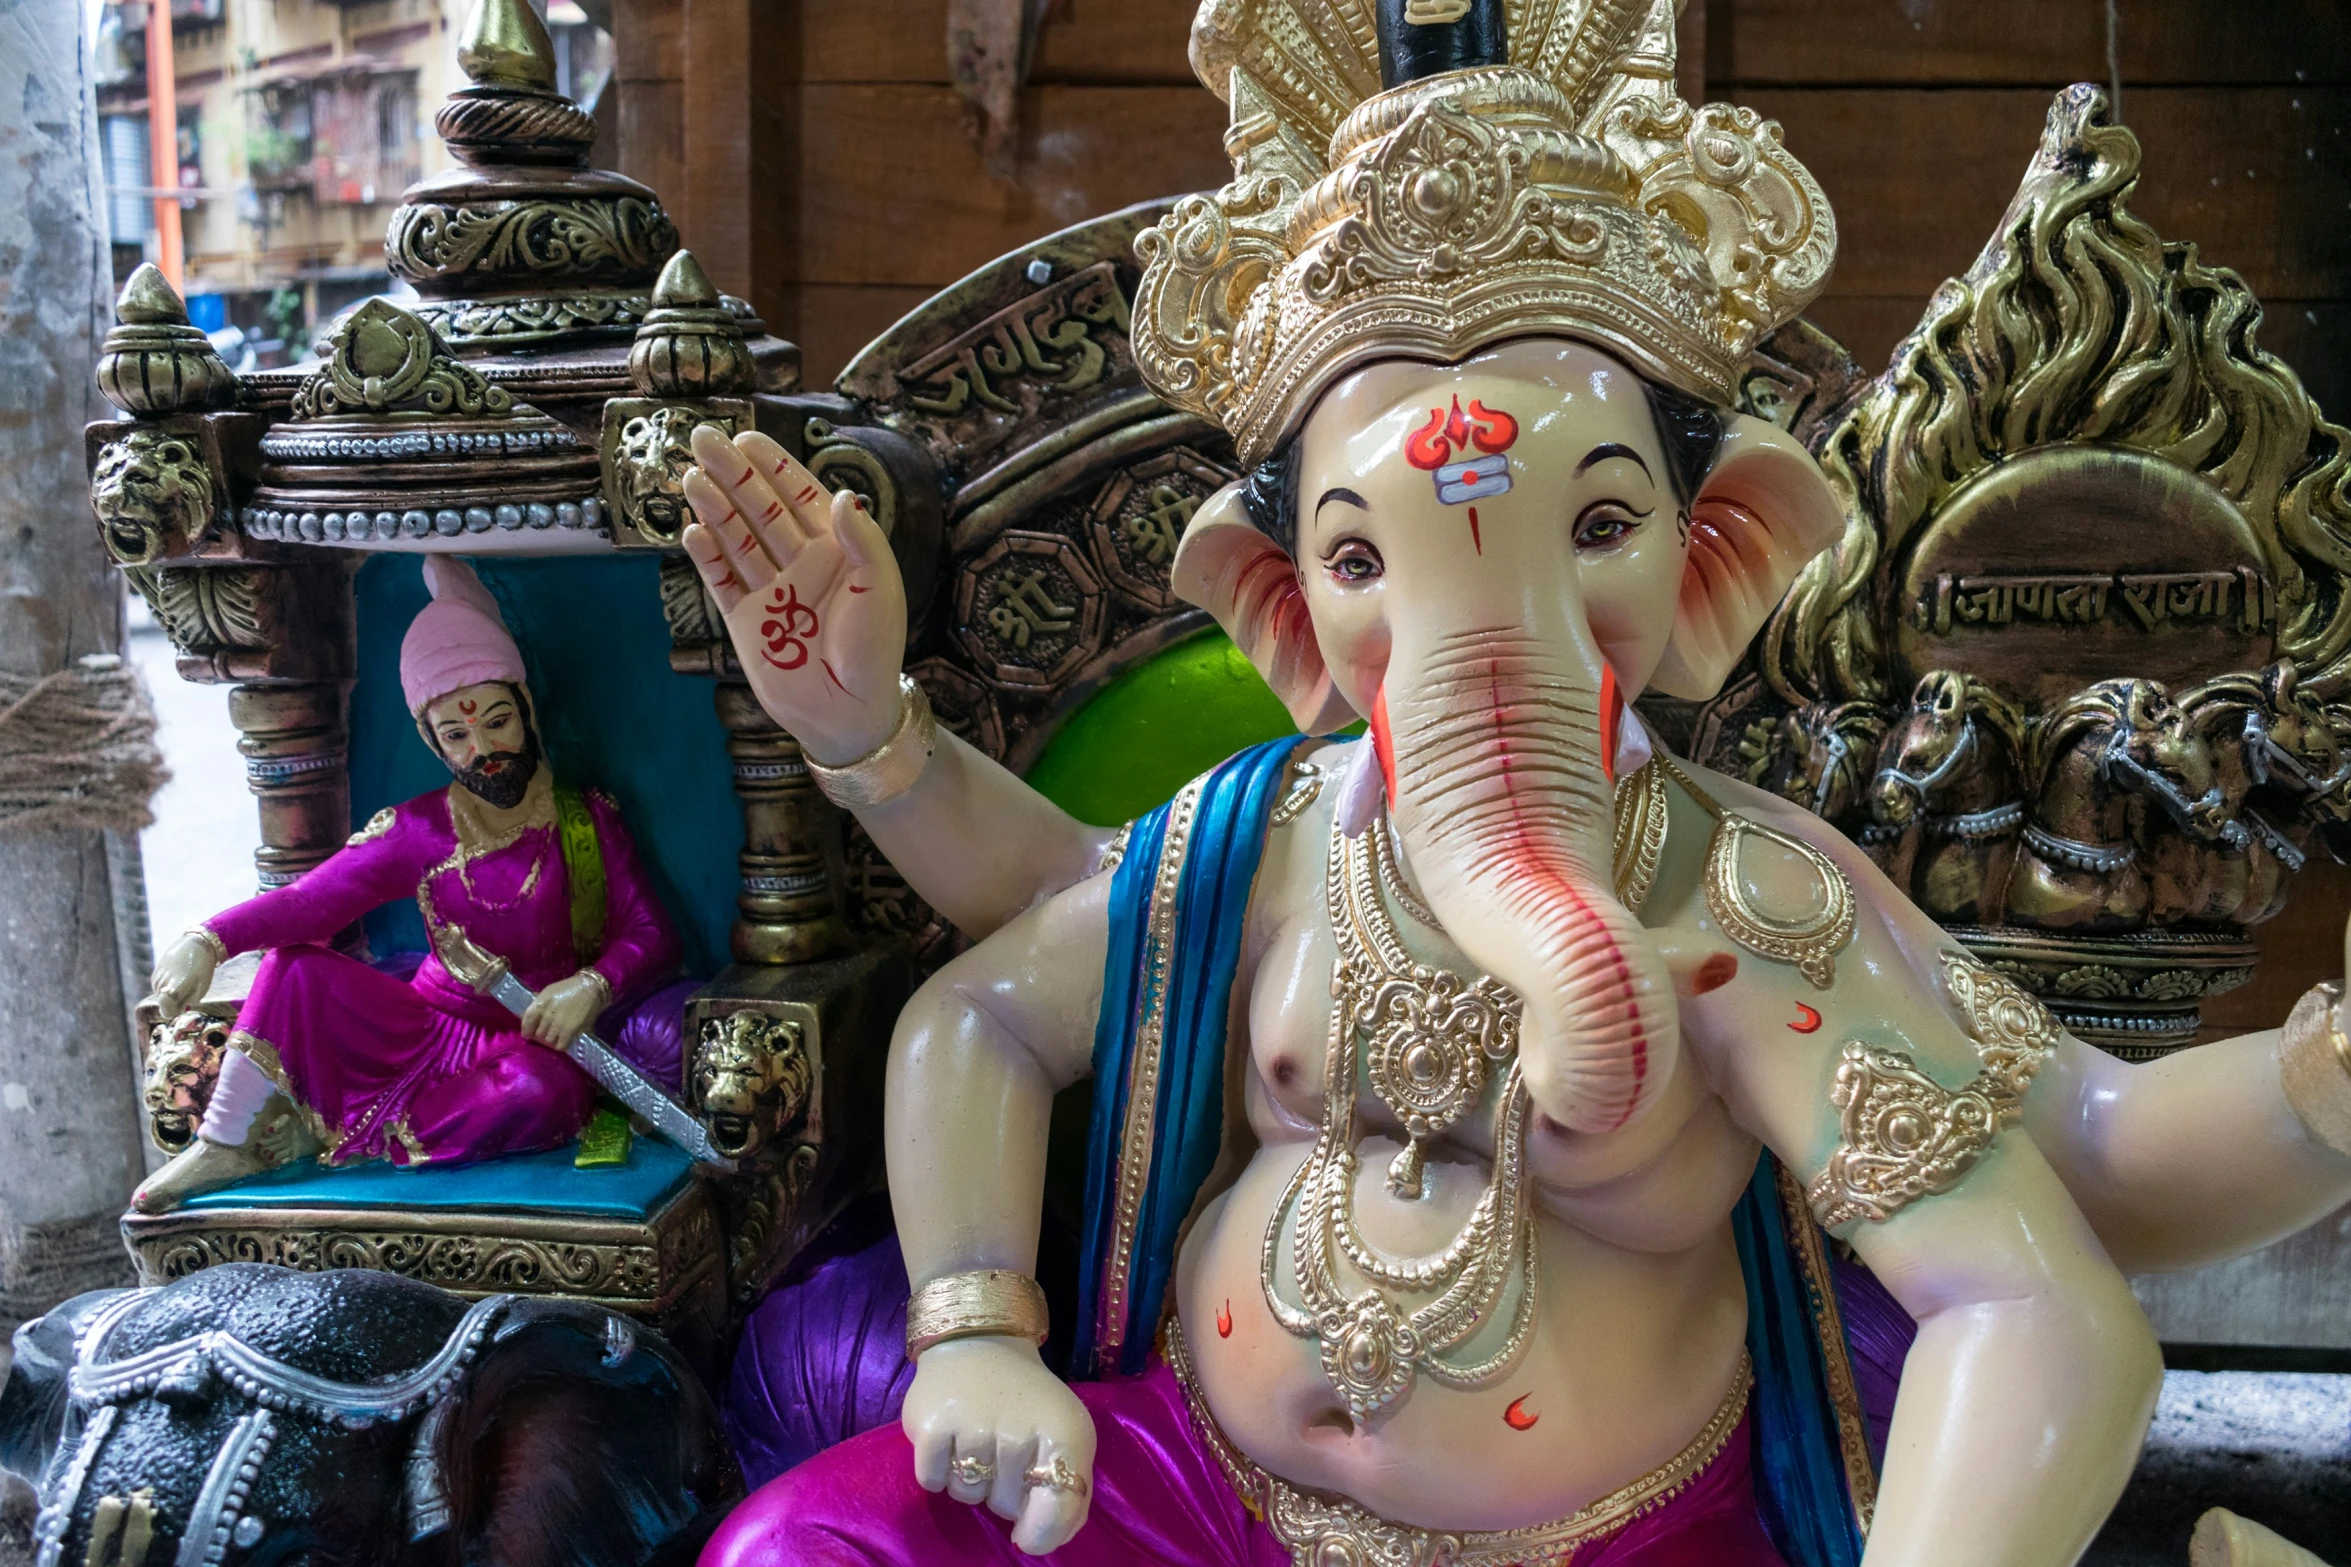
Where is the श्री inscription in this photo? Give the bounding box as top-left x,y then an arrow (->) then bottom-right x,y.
985,568 -> 1078,648
1916,566 -> 2275,636
1120,486 -> 1197,566
903,262 -> 1133,417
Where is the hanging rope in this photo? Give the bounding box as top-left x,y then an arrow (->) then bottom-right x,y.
0,654 -> 168,836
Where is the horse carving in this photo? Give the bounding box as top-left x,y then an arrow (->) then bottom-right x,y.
2008,680 -> 2242,932
1865,671 -> 2027,925
2155,664 -> 2351,924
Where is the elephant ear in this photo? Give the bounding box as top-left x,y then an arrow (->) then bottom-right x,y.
1648,415 -> 1847,702
439,1301 -> 738,1567
1171,483 -> 1361,734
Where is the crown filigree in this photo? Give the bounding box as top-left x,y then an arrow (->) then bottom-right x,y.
1134,0 -> 1835,466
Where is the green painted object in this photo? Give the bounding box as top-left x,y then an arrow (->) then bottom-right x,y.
1024,629 -> 1301,826
574,1106 -> 634,1168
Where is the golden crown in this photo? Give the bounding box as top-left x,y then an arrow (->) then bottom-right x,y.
1133,0 -> 1836,467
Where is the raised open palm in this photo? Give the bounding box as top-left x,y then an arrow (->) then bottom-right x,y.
681,426 -> 908,764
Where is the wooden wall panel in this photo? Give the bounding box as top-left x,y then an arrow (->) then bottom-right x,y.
800,0 -> 1197,86
793,84 -> 1226,291
1719,0 -> 2351,87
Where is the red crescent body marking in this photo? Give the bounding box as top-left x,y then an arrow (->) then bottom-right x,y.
1369,687 -> 1400,805
1790,1003 -> 1822,1034
1216,1300 -> 1233,1339
1503,1395 -> 1538,1430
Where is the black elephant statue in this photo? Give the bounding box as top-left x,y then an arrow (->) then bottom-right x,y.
0,1264 -> 739,1567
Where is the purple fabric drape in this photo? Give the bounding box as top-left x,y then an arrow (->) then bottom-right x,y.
1832,1254 -> 1918,1469
723,1230 -> 919,1490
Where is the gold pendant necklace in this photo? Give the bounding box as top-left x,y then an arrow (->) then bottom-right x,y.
1659,759 -> 1854,989
1258,762 -> 1670,1424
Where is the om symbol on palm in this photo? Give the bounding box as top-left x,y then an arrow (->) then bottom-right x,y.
759,585 -> 821,672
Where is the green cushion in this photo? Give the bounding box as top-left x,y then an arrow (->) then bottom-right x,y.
176,1137 -> 692,1222
1024,629 -> 1301,826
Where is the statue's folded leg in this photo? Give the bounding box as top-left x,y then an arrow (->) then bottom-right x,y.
401,1035 -> 596,1164
699,1357 -> 1287,1567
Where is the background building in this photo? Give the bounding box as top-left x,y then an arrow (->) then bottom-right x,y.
91,0 -> 611,366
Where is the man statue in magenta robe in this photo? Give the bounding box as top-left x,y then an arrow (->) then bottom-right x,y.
132,556 -> 683,1213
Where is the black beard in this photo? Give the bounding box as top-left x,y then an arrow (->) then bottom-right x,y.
451,737 -> 540,809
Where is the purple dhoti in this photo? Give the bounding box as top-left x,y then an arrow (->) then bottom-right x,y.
701,1357 -> 1784,1567
203,778 -> 681,1167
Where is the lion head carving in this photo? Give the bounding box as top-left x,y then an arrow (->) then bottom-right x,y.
614,407 -> 718,545
690,1010 -> 811,1159
144,1011 -> 229,1152
91,426 -> 215,566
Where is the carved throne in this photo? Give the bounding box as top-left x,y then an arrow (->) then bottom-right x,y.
94,1 -> 913,1377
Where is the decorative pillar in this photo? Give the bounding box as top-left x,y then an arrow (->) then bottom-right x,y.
714,683 -> 847,965
228,684 -> 353,891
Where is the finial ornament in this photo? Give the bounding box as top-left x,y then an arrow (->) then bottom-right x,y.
455,0 -> 558,92
1136,0 -> 1834,465
96,264 -> 237,416
628,252 -> 756,398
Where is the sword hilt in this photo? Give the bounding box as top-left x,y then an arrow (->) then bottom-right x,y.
431,921 -> 511,995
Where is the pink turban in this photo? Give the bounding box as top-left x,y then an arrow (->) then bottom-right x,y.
401,556 -> 527,716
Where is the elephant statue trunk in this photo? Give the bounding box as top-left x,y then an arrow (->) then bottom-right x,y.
1381,617 -> 1679,1136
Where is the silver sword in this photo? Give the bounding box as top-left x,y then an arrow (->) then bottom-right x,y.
432,923 -> 733,1170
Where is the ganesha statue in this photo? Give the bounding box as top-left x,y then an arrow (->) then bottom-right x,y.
659,2 -> 2351,1564
131,555 -> 687,1211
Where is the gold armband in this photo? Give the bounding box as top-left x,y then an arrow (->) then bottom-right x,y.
1805,952 -> 2056,1229
904,1269 -> 1050,1360
575,967 -> 614,1011
2278,982 -> 2351,1158
187,927 -> 229,965
805,676 -> 937,809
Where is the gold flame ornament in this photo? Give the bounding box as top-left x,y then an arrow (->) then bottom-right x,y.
1133,0 -> 1836,467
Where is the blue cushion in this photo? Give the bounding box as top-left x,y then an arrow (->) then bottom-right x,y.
178,1137 -> 693,1222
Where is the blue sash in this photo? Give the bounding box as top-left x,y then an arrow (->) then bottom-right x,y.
1069,738 -> 1872,1566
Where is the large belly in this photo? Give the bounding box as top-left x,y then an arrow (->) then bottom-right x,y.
1172,1134 -> 1750,1533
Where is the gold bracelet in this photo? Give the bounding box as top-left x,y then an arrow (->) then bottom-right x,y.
575,967 -> 614,1011
904,1269 -> 1049,1360
805,675 -> 937,809
2280,982 -> 2351,1158
187,927 -> 229,965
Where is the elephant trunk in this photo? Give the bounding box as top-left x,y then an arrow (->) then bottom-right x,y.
1379,625 -> 1679,1134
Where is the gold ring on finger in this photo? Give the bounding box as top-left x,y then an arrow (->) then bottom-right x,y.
1022,1456 -> 1088,1497
950,1454 -> 994,1488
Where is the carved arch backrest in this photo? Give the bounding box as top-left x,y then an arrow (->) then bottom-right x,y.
827,200 -> 1248,956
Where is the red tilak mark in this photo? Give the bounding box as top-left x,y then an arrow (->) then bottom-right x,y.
1216,1300 -> 1233,1338
458,698 -> 477,716
796,486 -> 821,505
1694,953 -> 1738,994
1598,663 -> 1624,785
760,500 -> 784,523
759,584 -> 821,671
1468,505 -> 1483,554
847,584 -> 870,594
820,658 -> 853,698
736,464 -> 757,487
1369,687 -> 1399,806
1504,1395 -> 1538,1431
1789,1003 -> 1822,1034
1405,395 -> 1522,469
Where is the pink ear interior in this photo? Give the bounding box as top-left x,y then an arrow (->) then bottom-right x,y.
1170,484 -> 1361,734
1649,420 -> 1845,702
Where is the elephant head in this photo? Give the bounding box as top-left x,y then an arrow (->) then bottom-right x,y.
0,1264 -> 738,1567
1173,338 -> 1843,1132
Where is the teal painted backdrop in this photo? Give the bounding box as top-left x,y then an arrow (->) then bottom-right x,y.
352,554 -> 741,974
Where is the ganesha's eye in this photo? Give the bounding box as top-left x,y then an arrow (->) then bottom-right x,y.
1324,539 -> 1384,584
1573,501 -> 1651,551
